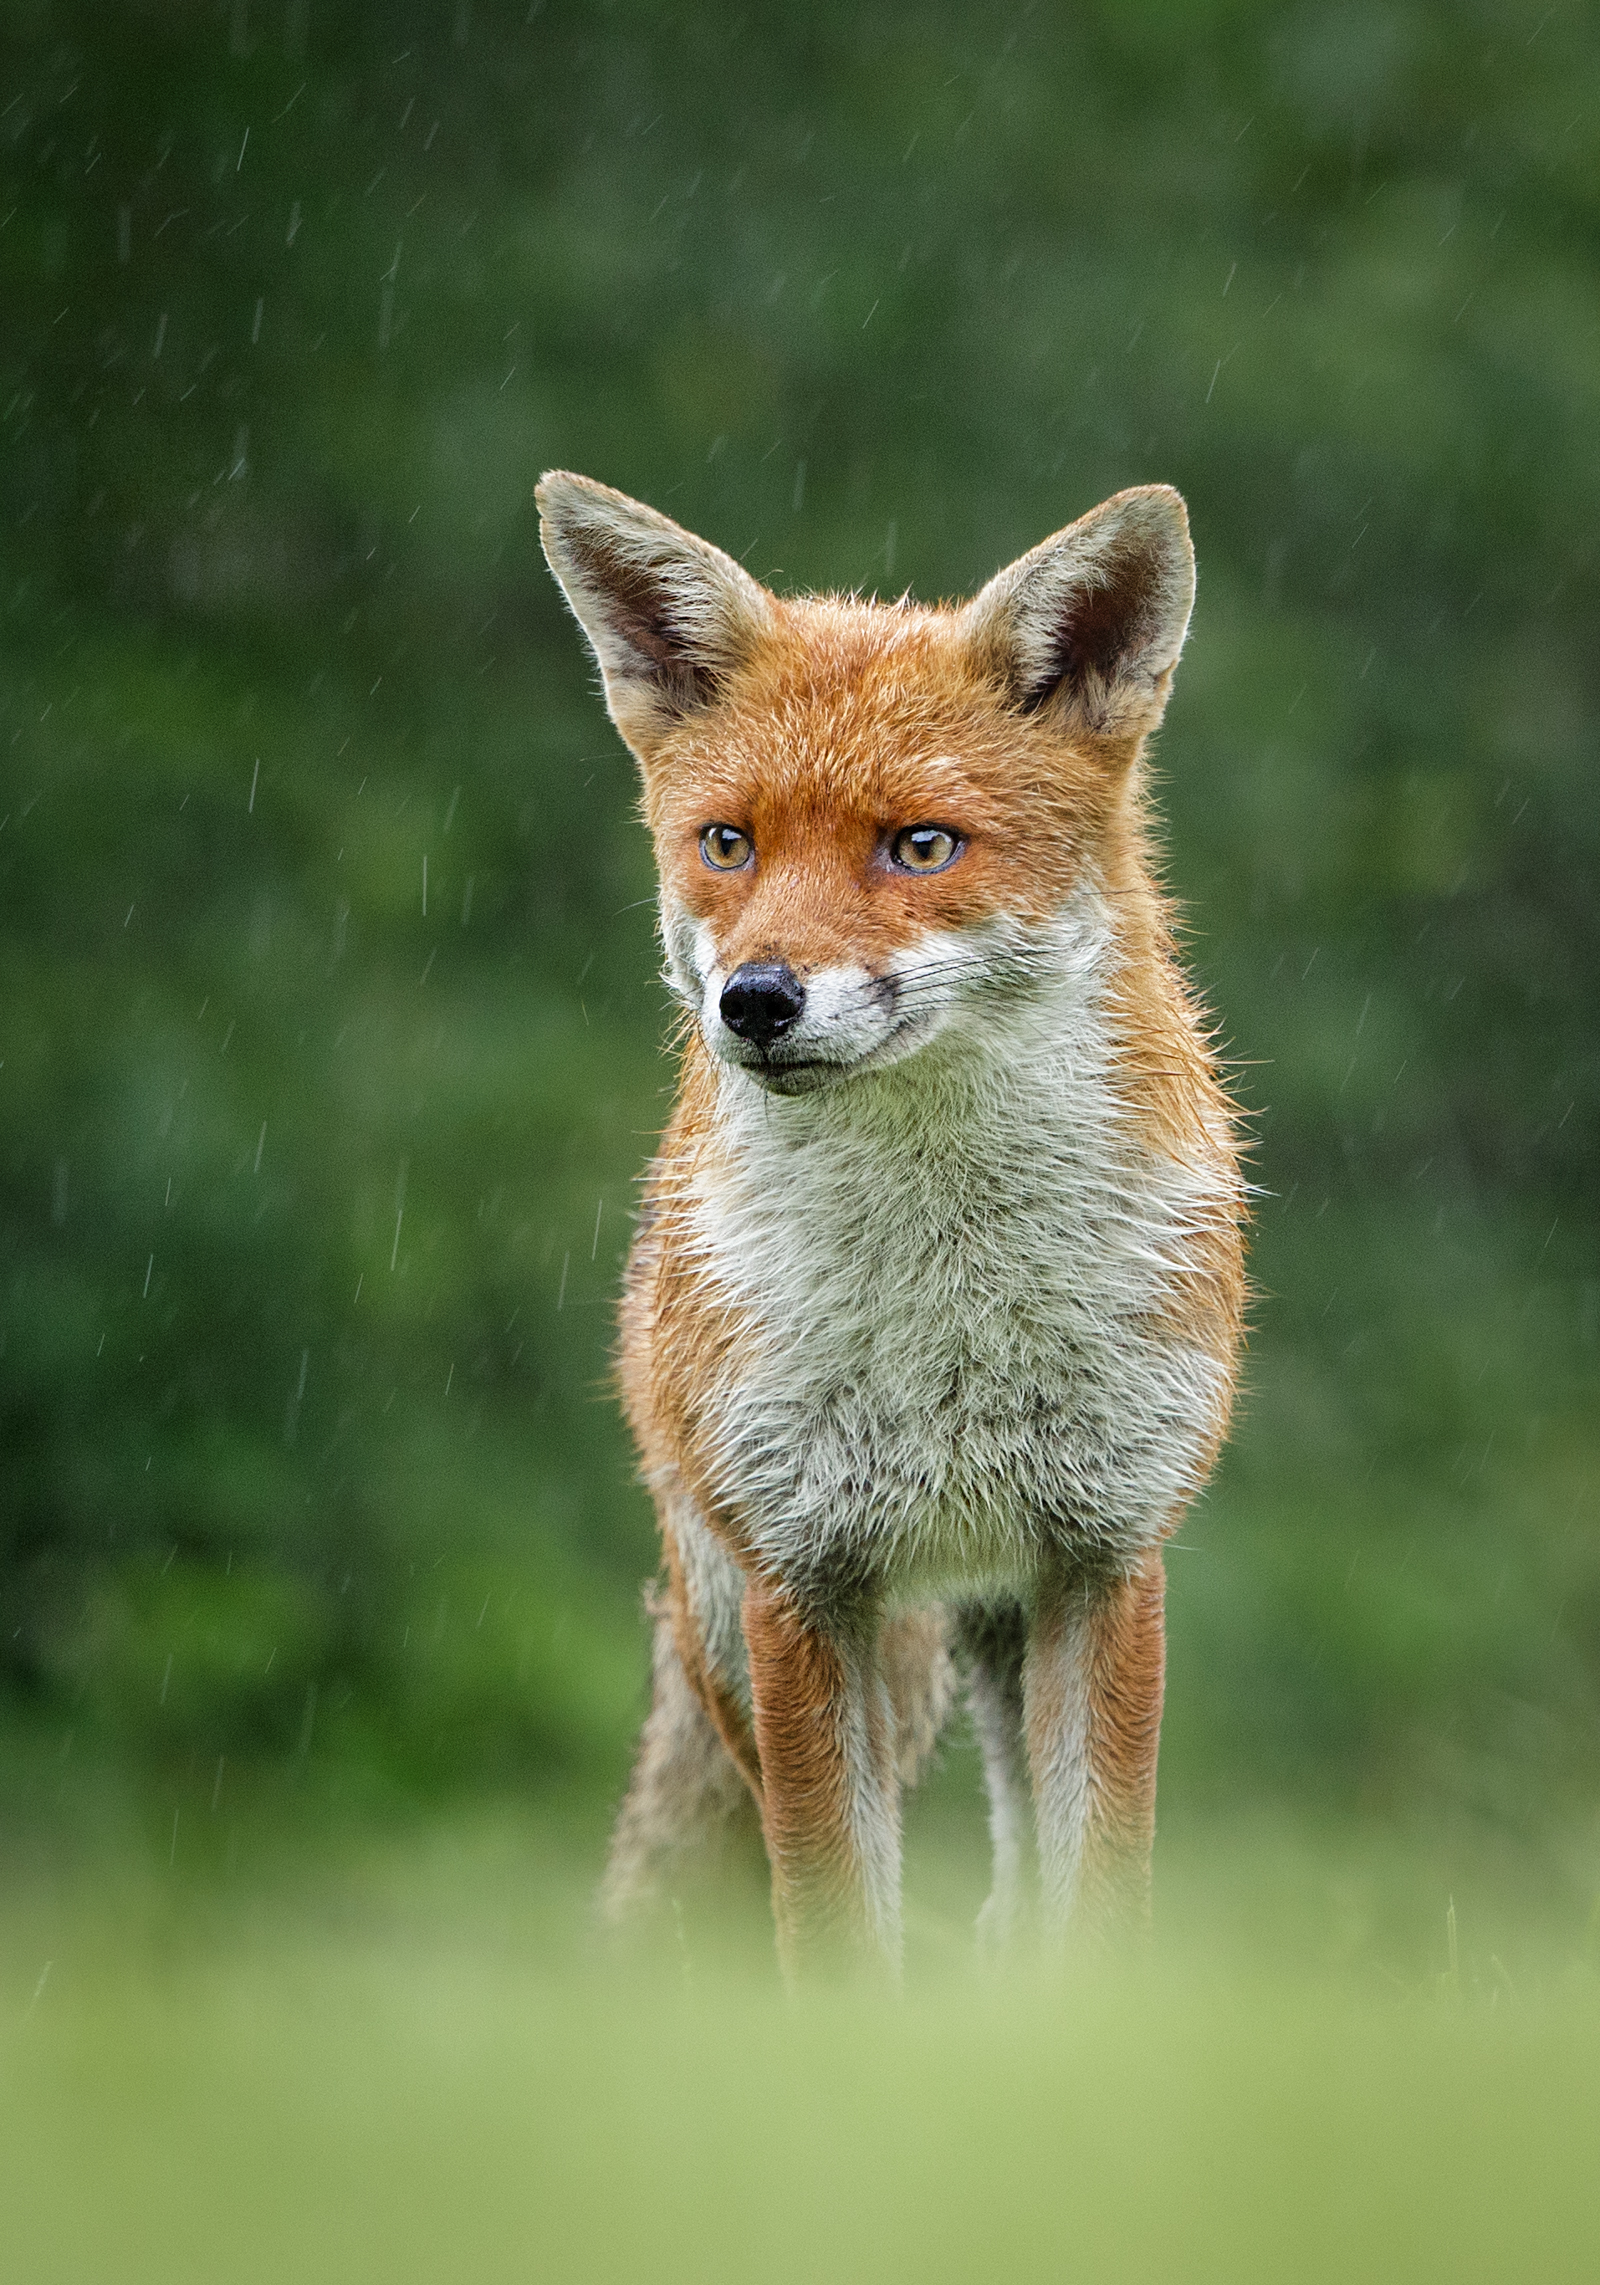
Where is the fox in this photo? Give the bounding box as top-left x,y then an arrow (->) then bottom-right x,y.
536,471 -> 1246,1978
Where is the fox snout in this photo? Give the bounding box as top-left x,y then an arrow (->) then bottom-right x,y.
700,944 -> 902,1095
687,927 -> 997,1097
719,961 -> 806,1049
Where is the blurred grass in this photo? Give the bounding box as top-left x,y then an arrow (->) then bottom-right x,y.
3,1815 -> 1599,2285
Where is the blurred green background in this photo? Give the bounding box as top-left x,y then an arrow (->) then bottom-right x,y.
0,0 -> 1596,1956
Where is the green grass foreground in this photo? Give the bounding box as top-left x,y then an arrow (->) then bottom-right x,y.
3,1820 -> 1597,2284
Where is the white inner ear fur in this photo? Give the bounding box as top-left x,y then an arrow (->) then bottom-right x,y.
960,483 -> 1195,738
535,470 -> 773,749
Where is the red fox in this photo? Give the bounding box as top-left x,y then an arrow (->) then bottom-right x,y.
538,472 -> 1246,1976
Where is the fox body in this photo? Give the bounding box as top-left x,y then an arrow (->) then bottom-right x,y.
537,473 -> 1246,1975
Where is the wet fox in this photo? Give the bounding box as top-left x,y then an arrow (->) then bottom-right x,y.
538,472 -> 1246,1977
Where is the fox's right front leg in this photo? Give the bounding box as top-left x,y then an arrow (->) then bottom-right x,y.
741,1578 -> 902,1980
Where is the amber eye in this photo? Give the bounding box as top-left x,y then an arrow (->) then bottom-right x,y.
699,824 -> 753,872
890,825 -> 961,874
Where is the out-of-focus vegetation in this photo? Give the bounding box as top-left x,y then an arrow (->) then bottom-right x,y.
4,1824 -> 1600,2285
0,0 -> 1596,1946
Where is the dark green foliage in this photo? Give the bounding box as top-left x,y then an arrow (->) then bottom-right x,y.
0,0 -> 1595,1852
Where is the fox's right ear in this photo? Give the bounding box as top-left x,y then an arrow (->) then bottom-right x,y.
536,472 -> 772,754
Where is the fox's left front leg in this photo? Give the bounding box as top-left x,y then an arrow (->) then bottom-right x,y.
1024,1549 -> 1167,1943
741,1578 -> 902,1979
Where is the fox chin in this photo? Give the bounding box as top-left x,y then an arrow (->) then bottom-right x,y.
538,469 -> 1247,1981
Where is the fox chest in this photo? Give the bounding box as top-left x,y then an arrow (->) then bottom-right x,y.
682,1098 -> 1227,1598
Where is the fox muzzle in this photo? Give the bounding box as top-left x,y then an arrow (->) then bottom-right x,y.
719,961 -> 807,1049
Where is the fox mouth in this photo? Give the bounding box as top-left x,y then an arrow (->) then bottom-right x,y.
720,1013 -> 937,1095
741,1053 -> 847,1095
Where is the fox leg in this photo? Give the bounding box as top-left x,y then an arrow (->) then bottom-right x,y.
598,1597 -> 756,1928
954,1599 -> 1035,1950
1023,1551 -> 1166,1941
742,1580 -> 902,1978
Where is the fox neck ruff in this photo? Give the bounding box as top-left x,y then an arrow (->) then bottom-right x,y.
680,879 -> 1239,1615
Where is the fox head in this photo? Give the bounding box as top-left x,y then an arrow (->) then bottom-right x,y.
537,473 -> 1194,1096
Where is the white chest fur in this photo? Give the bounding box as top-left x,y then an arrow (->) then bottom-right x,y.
685,909 -> 1233,1605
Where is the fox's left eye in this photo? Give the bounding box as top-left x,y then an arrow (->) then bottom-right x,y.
700,824 -> 753,871
890,825 -> 962,874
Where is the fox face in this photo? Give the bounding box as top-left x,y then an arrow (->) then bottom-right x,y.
538,476 -> 1195,1096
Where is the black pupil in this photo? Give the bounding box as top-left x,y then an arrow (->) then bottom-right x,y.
711,829 -> 742,860
909,831 -> 944,864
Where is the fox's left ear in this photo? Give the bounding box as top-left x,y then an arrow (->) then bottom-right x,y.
960,485 -> 1195,744
537,471 -> 773,756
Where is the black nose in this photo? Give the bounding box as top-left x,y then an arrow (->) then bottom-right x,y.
719,961 -> 806,1048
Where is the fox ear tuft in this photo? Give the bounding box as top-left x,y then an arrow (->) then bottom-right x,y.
536,472 -> 771,751
961,485 -> 1195,742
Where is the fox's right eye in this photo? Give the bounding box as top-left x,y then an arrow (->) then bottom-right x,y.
700,824 -> 753,872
